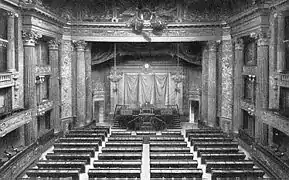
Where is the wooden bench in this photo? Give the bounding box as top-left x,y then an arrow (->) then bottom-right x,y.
102,147 -> 143,153
150,168 -> 203,178
54,142 -> 99,150
58,137 -> 102,145
110,131 -> 132,136
46,153 -> 91,164
26,168 -> 80,180
53,147 -> 95,156
65,133 -> 105,141
186,129 -> 222,136
161,131 -> 182,136
196,147 -> 239,156
150,147 -> 190,153
98,153 -> 142,160
150,136 -> 184,141
93,160 -> 142,168
88,168 -> 141,178
206,160 -> 255,173
150,153 -> 194,160
200,153 -> 246,164
187,133 -> 226,139
193,141 -> 239,150
190,137 -> 233,143
89,178 -> 140,180
211,169 -> 265,180
150,142 -> 188,147
136,131 -> 156,135
105,142 -> 143,147
108,137 -> 143,141
90,126 -> 110,133
37,160 -> 86,173
150,160 -> 198,168
69,129 -> 108,136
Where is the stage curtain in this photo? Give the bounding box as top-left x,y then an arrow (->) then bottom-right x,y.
139,74 -> 155,105
154,74 -> 169,108
124,74 -> 139,106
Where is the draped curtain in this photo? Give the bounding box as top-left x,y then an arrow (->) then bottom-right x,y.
123,73 -> 171,108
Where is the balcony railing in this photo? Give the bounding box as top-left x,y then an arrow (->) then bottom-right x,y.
37,100 -> 53,116
279,74 -> 289,87
0,109 -> 32,137
0,73 -> 13,88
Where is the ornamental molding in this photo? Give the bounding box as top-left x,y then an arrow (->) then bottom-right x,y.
37,100 -> 53,116
35,65 -> 51,76
22,30 -> 42,45
278,73 -> 289,88
48,39 -> 61,49
0,109 -> 33,137
72,40 -> 87,51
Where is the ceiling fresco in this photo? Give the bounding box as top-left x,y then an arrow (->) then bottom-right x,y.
38,0 -> 265,23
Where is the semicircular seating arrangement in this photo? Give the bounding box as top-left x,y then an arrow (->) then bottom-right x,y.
186,128 -> 266,180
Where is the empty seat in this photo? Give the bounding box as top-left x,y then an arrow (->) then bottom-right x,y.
193,141 -> 239,150
186,129 -> 222,136
69,129 -> 108,135
53,142 -> 99,150
93,160 -> 142,168
150,160 -> 198,168
58,137 -> 102,145
98,153 -> 142,160
150,147 -> 190,153
161,131 -> 182,136
26,168 -> 80,180
200,153 -> 246,164
136,131 -> 156,135
206,160 -> 255,173
188,133 -> 226,139
190,137 -> 233,143
53,147 -> 95,156
108,137 -> 143,141
110,131 -> 132,136
65,133 -> 106,141
88,169 -> 141,178
105,142 -> 143,147
150,153 -> 194,160
46,153 -> 91,164
211,168 -> 265,180
102,147 -> 143,153
150,136 -> 184,141
90,126 -> 110,133
37,160 -> 86,173
150,168 -> 203,178
196,147 -> 240,156
150,141 -> 188,147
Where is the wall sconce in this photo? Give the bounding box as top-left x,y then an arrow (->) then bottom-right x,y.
248,75 -> 256,82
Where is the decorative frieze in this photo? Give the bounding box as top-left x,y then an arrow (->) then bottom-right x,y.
242,66 -> 257,75
37,100 -> 53,116
22,30 -> 42,46
0,109 -> 32,137
35,65 -> 51,76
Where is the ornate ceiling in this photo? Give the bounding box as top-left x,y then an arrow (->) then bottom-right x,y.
40,0 -> 265,23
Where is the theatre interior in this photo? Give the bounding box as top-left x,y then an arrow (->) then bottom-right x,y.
1,0 -> 289,179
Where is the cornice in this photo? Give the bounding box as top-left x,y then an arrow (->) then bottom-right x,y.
20,3 -> 66,25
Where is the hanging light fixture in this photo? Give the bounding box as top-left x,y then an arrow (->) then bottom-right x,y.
108,43 -> 122,92
171,43 -> 185,92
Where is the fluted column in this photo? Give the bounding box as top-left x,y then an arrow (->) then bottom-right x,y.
85,43 -> 92,124
74,40 -> 87,127
22,30 -> 41,145
7,12 -> 15,72
48,40 -> 61,133
277,13 -> 286,73
207,41 -> 217,127
233,38 -> 244,132
201,46 -> 209,124
256,33 -> 269,143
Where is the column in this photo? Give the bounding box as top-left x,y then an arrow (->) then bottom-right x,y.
7,12 -> 15,72
85,43 -> 92,124
269,13 -> 279,109
233,37 -> 244,133
207,41 -> 217,127
74,40 -> 87,127
201,46 -> 209,124
48,40 -> 61,133
256,33 -> 269,142
22,30 -> 41,145
220,40 -> 234,132
277,13 -> 286,73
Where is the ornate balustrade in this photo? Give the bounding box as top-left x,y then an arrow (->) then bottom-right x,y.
279,74 -> 289,87
0,73 -> 13,88
35,65 -> 51,76
37,100 -> 53,116
0,109 -> 32,137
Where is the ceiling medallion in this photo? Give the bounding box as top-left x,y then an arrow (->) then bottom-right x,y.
128,7 -> 167,36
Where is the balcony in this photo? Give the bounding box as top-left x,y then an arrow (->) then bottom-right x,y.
0,73 -> 13,88
35,65 -> 51,76
0,109 -> 32,137
279,74 -> 289,87
37,100 -> 53,116
240,99 -> 255,115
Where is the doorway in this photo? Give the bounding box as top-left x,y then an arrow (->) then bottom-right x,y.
94,100 -> 104,123
189,100 -> 199,123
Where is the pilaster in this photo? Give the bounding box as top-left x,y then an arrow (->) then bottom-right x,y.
201,46 -> 209,124
277,12 -> 286,73
233,37 -> 244,133
85,43 -> 92,124
48,39 -> 61,133
22,30 -> 42,145
7,12 -> 15,72
207,41 -> 217,127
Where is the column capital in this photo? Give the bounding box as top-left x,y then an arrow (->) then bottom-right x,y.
48,39 -> 60,50
233,37 -> 244,50
255,32 -> 269,46
73,40 -> 87,51
22,30 -> 42,46
207,41 -> 218,52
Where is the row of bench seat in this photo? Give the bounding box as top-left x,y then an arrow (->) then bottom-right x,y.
186,128 -> 265,179
25,126 -> 110,180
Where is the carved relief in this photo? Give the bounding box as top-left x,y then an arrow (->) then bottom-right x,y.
22,30 -> 42,45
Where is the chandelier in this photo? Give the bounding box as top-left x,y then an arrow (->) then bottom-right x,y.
108,43 -> 122,92
171,43 -> 185,92
128,7 -> 167,36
